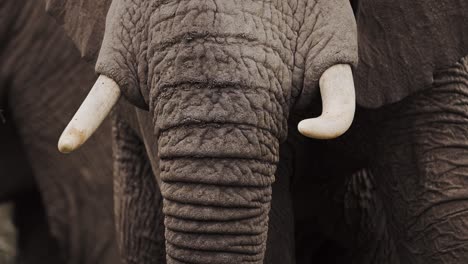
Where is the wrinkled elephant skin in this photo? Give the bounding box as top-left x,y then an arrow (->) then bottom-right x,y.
49,0 -> 358,263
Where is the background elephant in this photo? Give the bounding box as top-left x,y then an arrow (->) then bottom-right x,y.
0,0 -> 119,263
46,0 -> 359,263
317,0 -> 468,263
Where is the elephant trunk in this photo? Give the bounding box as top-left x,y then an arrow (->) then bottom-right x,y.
153,83 -> 282,263
157,126 -> 278,263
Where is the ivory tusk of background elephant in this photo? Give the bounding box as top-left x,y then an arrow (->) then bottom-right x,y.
58,75 -> 121,153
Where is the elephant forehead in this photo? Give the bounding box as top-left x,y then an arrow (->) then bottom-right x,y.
150,42 -> 292,101
143,0 -> 302,98
147,0 -> 300,52
98,0 -> 358,113
147,32 -> 293,137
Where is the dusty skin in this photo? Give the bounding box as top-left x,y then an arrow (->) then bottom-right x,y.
1,0 -> 468,263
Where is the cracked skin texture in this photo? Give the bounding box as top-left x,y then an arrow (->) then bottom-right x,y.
59,1 -> 468,263
367,57 -> 468,264
96,0 -> 357,111
353,0 -> 468,108
68,0 -> 359,263
42,1 -> 468,261
312,56 -> 468,264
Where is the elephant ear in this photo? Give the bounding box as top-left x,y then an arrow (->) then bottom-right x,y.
44,0 -> 112,62
354,0 -> 468,108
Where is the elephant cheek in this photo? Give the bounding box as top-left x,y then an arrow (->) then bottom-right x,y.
156,124 -> 279,263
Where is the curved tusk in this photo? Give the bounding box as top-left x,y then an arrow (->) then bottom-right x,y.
298,64 -> 356,139
58,75 -> 121,153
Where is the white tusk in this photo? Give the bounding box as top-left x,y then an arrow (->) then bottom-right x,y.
58,75 -> 121,153
298,64 -> 356,139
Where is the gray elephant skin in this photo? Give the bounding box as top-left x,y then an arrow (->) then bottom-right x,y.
328,1 -> 468,263
45,0 -> 359,263
0,1 -> 120,263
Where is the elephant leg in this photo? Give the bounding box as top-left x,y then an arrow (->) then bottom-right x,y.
371,57 -> 468,263
113,118 -> 166,264
344,168 -> 399,264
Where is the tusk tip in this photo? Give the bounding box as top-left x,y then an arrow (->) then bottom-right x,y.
297,121 -> 325,139
58,137 -> 78,153
58,130 -> 85,153
297,120 -> 308,135
297,119 -> 347,140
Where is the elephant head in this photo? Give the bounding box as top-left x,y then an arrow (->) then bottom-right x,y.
50,0 -> 357,262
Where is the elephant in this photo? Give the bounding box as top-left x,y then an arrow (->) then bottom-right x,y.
315,0 -> 468,263
0,0 -> 120,263
47,0 -> 360,263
